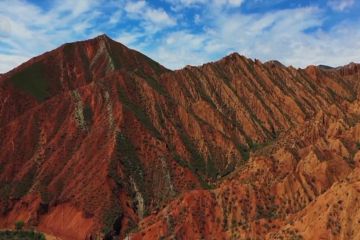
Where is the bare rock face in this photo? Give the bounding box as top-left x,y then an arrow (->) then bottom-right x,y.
0,35 -> 360,240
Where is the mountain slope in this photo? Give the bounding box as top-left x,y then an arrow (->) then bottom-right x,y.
0,35 -> 359,240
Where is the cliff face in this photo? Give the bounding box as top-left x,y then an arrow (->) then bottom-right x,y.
0,35 -> 359,240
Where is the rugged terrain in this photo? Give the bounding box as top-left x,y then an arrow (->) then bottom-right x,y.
0,35 -> 360,239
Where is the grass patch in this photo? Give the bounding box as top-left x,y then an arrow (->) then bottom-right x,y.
112,132 -> 149,206
102,201 -> 122,234
135,70 -> 168,97
0,230 -> 46,240
117,85 -> 162,140
83,104 -> 93,127
206,156 -> 218,180
238,144 -> 250,163
108,158 -> 122,188
13,166 -> 37,199
173,153 -> 189,168
176,128 -> 215,189
177,129 -> 206,175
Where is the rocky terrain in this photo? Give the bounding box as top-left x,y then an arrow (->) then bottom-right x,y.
0,35 -> 359,239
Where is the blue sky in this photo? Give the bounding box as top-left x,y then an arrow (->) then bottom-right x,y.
0,0 -> 359,72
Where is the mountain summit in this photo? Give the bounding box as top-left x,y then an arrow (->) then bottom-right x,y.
0,36 -> 360,240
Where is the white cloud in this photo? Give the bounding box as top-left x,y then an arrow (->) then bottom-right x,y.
145,8 -> 175,25
194,14 -> 201,24
180,0 -> 207,5
108,10 -> 122,25
0,0 -> 108,73
115,31 -> 144,46
141,5 -> 360,69
165,0 -> 207,8
328,0 -> 355,11
0,16 -> 11,38
124,1 -> 176,31
167,0 -> 243,11
0,53 -> 30,73
228,0 -> 244,6
0,0 -> 359,73
124,1 -> 146,14
213,0 -> 244,7
144,31 -> 209,69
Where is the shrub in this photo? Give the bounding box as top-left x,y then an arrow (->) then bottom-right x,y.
0,230 -> 46,240
13,166 -> 37,199
356,142 -> 360,150
83,104 -> 93,127
15,220 -> 25,230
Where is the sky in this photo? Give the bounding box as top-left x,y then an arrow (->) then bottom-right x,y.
0,0 -> 360,73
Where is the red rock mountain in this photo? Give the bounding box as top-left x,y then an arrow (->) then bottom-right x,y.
1,35 -> 360,240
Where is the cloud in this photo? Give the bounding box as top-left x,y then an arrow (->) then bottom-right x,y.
141,5 -> 360,69
213,0 -> 244,7
124,1 -> 176,30
0,0 -> 359,73
228,0 -> 244,6
124,1 -> 146,14
114,31 -> 144,46
327,0 -> 355,11
166,0 -> 243,11
144,31 -> 209,69
165,0 -> 207,8
145,8 -> 175,26
0,53 -> 30,73
0,0 -> 106,72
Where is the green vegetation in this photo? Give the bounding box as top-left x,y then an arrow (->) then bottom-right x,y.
10,63 -> 49,101
177,130 -> 206,175
114,133 -> 146,194
0,182 -> 11,214
238,144 -> 250,163
83,104 -> 93,127
0,182 -> 11,201
13,166 -> 37,199
142,54 -> 167,74
108,158 -> 122,188
39,185 -> 53,205
0,230 -> 45,240
117,85 -> 162,140
175,128 -> 215,189
135,70 -> 168,96
327,87 -> 337,101
172,153 -> 189,168
102,201 -> 122,234
249,140 -> 274,153
206,156 -> 218,180
255,204 -> 278,220
15,221 -> 24,231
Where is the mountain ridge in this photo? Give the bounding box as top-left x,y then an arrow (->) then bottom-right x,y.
0,35 -> 360,240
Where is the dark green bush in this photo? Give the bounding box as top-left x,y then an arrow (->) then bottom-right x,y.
83,104 -> 93,127
15,220 -> 24,230
0,230 -> 46,240
13,166 -> 37,199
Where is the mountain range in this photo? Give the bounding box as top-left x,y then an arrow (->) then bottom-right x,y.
0,34 -> 360,240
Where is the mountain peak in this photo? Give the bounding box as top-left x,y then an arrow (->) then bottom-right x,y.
92,33 -> 113,43
95,33 -> 111,39
217,52 -> 249,65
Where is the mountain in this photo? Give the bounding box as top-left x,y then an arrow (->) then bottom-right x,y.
0,35 -> 360,240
